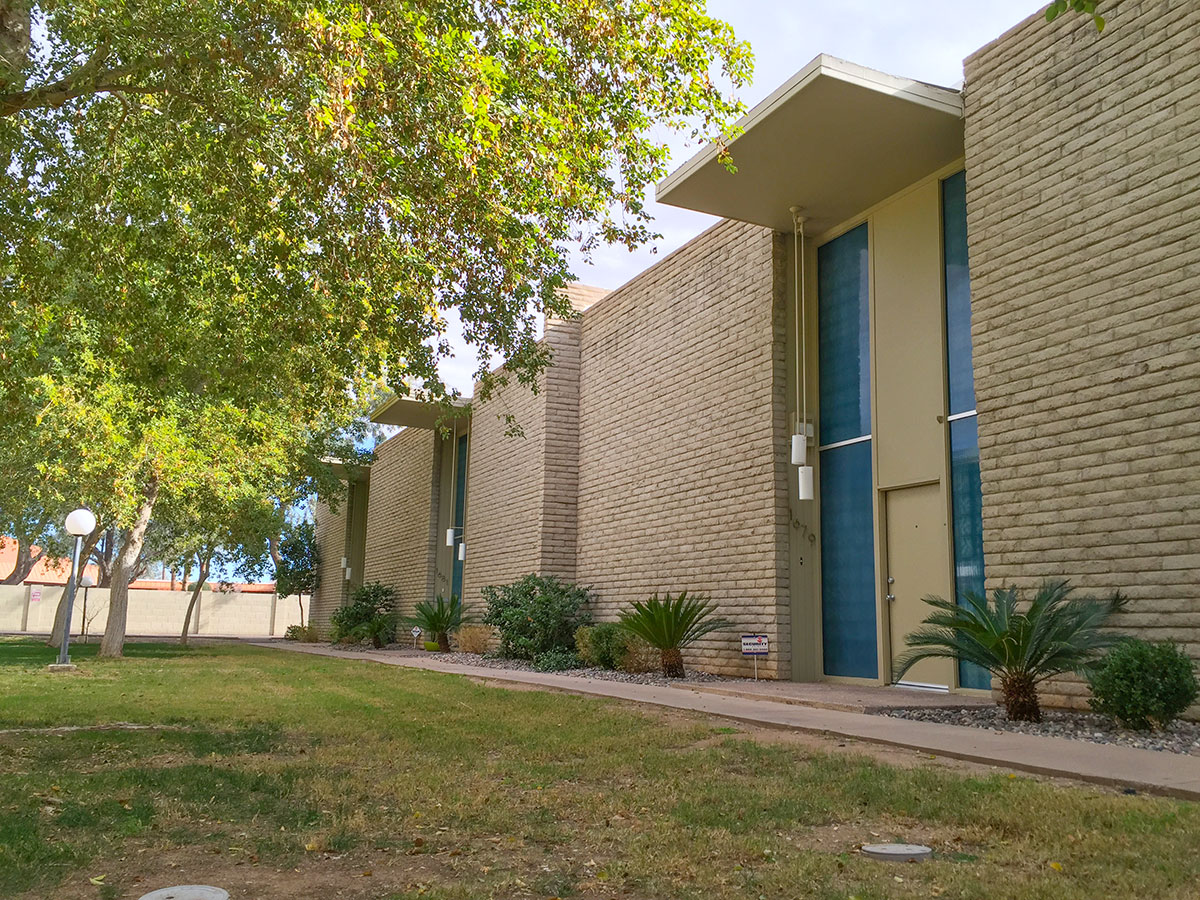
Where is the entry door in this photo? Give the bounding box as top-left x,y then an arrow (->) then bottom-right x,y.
885,483 -> 953,688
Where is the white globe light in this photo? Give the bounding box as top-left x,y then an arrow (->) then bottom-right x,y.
80,574 -> 96,588
64,508 -> 97,537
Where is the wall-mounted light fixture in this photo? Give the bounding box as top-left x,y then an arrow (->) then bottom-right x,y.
457,543 -> 466,561
791,207 -> 815,502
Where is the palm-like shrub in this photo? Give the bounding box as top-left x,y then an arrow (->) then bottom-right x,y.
618,591 -> 731,678
894,581 -> 1125,722
403,595 -> 467,652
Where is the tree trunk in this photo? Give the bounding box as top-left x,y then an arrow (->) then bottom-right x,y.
180,554 -> 210,648
1000,673 -> 1041,723
99,480 -> 158,658
660,648 -> 685,678
437,631 -> 451,653
0,0 -> 31,88
1,536 -> 44,584
47,527 -> 103,648
297,593 -> 305,628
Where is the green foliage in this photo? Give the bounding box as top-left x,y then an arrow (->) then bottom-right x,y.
275,521 -> 319,599
894,581 -> 1127,722
1088,639 -> 1199,730
284,624 -> 319,643
402,595 -> 468,652
575,623 -> 629,670
481,575 -> 592,661
618,592 -> 731,652
1046,0 -> 1109,31
1,0 -> 746,655
532,648 -> 582,673
330,582 -> 397,648
619,591 -> 731,678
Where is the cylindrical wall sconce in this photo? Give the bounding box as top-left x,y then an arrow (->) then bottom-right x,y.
791,433 -> 807,466
798,466 -> 814,501
457,543 -> 466,561
344,567 -> 351,581
445,527 -> 455,547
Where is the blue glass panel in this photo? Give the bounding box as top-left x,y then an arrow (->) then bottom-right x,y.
819,440 -> 878,678
452,434 -> 468,600
818,223 -> 871,444
943,171 -> 975,416
949,417 -> 989,689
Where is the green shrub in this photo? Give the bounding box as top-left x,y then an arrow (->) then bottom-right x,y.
481,574 -> 592,660
894,581 -> 1125,722
283,624 -> 319,642
330,582 -> 398,648
533,648 -> 581,672
576,623 -> 628,669
619,591 -> 730,678
1088,639 -> 1198,730
402,595 -> 468,652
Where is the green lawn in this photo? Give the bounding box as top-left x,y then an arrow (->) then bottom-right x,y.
1,639 -> 1198,900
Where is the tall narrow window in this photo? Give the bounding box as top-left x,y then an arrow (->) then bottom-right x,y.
943,170 -> 989,690
452,433 -> 468,600
818,222 -> 877,679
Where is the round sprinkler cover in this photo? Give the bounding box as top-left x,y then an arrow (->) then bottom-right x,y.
861,843 -> 933,862
138,888 -> 230,900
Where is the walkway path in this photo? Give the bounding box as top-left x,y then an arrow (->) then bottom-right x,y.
254,641 -> 1200,801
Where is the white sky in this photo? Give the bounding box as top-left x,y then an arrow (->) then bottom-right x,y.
437,1 -> 1045,394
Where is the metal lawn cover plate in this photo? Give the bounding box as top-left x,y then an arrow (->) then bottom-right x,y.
138,887 -> 230,900
861,843 -> 933,862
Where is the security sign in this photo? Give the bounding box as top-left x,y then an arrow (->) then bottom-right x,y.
741,634 -> 769,657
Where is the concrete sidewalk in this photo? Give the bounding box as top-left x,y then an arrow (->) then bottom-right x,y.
254,641 -> 1200,801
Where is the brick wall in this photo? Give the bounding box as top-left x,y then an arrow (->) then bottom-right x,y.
461,285 -> 607,609
576,219 -> 791,677
362,428 -> 439,615
311,494 -> 348,631
964,2 -> 1200,705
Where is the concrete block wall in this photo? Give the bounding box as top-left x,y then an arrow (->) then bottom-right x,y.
964,2 -> 1200,706
576,219 -> 791,677
362,427 -> 439,616
460,285 -> 608,609
311,494 -> 349,631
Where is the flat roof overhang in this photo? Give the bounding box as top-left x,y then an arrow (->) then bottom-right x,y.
370,396 -> 470,429
656,55 -> 964,235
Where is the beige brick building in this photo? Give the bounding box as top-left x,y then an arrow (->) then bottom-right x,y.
315,3 -> 1200,696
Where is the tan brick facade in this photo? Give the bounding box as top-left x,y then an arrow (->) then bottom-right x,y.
362,428 -> 439,615
311,495 -> 349,631
460,285 -> 608,608
576,219 -> 791,677
965,3 -> 1200,704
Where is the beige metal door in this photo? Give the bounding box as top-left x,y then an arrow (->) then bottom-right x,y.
885,483 -> 953,689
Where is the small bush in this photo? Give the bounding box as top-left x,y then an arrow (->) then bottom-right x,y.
330,582 -> 398,648
576,623 -> 628,669
1088,639 -> 1198,730
481,574 -> 592,660
619,591 -> 731,677
455,624 -> 493,655
284,624 -> 319,643
533,648 -> 581,672
402,595 -> 467,652
619,635 -> 660,674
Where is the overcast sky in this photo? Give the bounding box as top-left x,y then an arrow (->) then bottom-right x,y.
437,0 -> 1044,394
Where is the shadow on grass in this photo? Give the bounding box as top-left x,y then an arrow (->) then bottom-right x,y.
0,637 -> 194,667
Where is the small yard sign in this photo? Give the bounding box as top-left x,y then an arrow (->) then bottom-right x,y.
30,587 -> 41,603
741,634 -> 768,680
411,625 -> 422,648
741,634 -> 769,656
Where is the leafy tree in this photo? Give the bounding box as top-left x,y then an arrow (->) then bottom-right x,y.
1045,0 -> 1111,32
0,2 -> 748,656
273,520 -> 319,627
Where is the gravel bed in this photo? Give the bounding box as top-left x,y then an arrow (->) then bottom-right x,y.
879,705 -> 1200,756
335,642 -> 731,685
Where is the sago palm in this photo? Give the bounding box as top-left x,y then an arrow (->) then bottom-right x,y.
893,580 -> 1126,722
618,591 -> 731,678
403,595 -> 468,652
